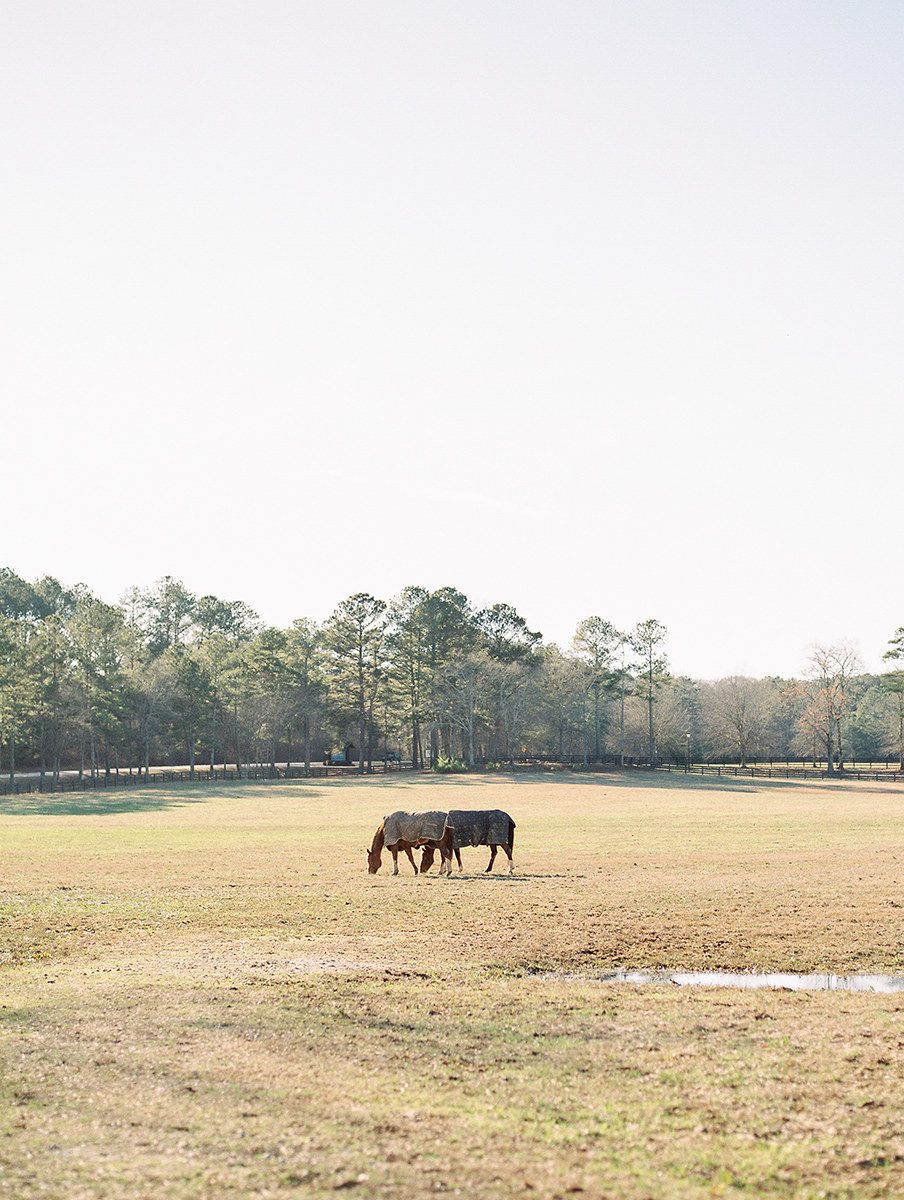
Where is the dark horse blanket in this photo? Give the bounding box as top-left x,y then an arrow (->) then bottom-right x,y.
447,809 -> 514,850
382,810 -> 449,847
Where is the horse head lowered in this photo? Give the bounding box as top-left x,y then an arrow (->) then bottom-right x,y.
367,810 -> 455,876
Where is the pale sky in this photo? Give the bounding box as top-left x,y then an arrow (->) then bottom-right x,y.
3,1 -> 902,680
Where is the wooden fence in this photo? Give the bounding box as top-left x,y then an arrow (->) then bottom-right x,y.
0,760 -> 411,797
659,763 -> 902,783
3,757 -> 901,797
511,755 -> 904,783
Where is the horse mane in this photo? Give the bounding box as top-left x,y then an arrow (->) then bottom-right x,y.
369,822 -> 385,855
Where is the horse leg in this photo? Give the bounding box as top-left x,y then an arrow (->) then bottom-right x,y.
486,845 -> 498,872
455,849 -> 463,873
438,828 -> 455,878
391,848 -> 399,876
404,845 -> 418,874
504,845 -> 514,874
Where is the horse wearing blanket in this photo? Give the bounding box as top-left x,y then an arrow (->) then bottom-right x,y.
420,809 -> 515,875
367,810 -> 455,876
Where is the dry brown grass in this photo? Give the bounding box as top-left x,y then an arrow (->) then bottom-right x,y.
3,770 -> 904,1198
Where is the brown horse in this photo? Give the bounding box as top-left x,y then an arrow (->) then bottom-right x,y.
367,810 -> 455,876
420,809 -> 515,875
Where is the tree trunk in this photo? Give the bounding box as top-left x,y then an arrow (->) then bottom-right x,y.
411,717 -> 420,769
233,700 -> 242,776
647,687 -> 654,767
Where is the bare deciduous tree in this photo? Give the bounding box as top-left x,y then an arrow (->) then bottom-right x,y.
704,676 -> 772,767
435,650 -> 493,766
797,642 -> 863,772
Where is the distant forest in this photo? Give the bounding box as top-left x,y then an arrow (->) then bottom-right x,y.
1,567 -> 902,782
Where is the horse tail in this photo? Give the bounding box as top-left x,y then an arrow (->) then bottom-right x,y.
507,818 -> 515,852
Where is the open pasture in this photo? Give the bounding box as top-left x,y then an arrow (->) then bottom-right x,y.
3,771 -> 904,1199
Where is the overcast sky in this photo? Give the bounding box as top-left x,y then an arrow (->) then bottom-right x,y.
3,1 -> 901,679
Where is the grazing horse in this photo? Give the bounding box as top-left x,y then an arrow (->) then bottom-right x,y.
367,810 -> 455,876
420,809 -> 516,875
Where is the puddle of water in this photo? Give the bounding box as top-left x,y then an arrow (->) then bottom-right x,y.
562,971 -> 904,993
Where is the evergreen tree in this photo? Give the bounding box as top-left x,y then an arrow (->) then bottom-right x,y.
572,617 -> 621,762
324,594 -> 387,773
282,619 -> 326,771
632,619 -> 669,766
883,628 -> 904,769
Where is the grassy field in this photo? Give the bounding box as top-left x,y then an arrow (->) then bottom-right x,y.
3,770 -> 904,1199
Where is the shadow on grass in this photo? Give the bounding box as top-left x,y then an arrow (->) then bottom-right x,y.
448,874 -> 572,882
453,768 -> 904,797
0,790 -> 211,817
0,779 -> 325,818
6,766 -> 894,820
417,769 -> 763,794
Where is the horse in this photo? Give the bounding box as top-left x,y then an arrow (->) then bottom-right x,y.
367,810 -> 455,876
420,809 -> 516,875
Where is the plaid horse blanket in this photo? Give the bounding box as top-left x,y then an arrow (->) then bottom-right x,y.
447,809 -> 514,850
382,810 -> 449,847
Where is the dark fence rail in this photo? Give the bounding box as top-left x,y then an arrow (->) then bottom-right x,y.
444,756 -> 904,783
0,759 -> 412,797
508,755 -> 904,782
659,762 -> 903,783
4,756 -> 901,797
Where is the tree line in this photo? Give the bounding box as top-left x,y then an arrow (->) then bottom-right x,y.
0,567 -> 902,786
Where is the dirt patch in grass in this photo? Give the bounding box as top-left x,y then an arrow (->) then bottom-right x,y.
4,771 -> 904,1198
6,947 -> 904,1199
